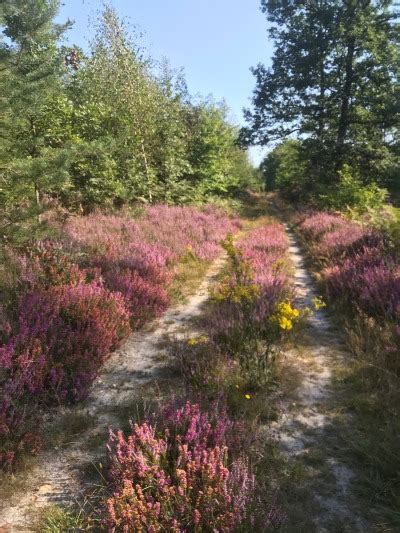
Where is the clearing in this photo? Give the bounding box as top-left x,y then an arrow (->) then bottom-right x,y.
0,198 -> 376,532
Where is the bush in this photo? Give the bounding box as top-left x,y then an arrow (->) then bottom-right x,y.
104,402 -> 255,532
318,165 -> 388,214
1,282 -> 131,402
260,140 -> 307,197
297,210 -> 399,375
64,205 -> 241,263
0,283 -> 131,468
207,226 -> 297,386
0,203 -> 241,469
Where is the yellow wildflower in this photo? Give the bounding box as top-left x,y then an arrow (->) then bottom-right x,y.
278,316 -> 293,330
244,394 -> 251,400
312,297 -> 326,311
187,338 -> 198,346
278,302 -> 299,318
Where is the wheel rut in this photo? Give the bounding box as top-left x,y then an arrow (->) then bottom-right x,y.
269,224 -> 369,532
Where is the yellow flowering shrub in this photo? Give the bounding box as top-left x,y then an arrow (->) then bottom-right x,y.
271,301 -> 301,331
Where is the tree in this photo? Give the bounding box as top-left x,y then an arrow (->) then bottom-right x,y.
1,0 -> 71,207
1,3 -> 257,214
241,0 -> 400,189
185,101 -> 244,197
260,140 -> 306,195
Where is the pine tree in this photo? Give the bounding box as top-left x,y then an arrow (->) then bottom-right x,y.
1,0 -> 71,207
241,0 -> 400,185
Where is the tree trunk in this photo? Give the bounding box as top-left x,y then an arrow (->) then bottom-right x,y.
140,139 -> 152,202
34,181 -> 41,206
30,116 -> 41,206
317,63 -> 326,140
336,5 -> 356,174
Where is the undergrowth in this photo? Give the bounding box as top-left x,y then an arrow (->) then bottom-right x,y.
273,195 -> 400,529
0,204 -> 240,470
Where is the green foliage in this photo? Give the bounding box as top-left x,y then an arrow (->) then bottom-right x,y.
242,0 -> 400,200
260,142 -> 390,211
1,0 -> 72,205
66,140 -> 123,210
0,2 -> 257,226
36,505 -> 87,532
186,103 -> 254,197
359,206 -> 400,251
260,140 -> 307,196
318,165 -> 389,214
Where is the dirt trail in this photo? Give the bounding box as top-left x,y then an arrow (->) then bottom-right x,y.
0,255 -> 226,532
1,202 -> 372,532
270,222 -> 369,532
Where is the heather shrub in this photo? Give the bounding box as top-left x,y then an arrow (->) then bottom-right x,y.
0,283 -> 131,468
0,393 -> 42,470
0,203 -> 240,470
159,400 -> 248,458
297,209 -> 399,376
318,226 -> 385,261
0,247 -> 41,312
172,336 -> 231,391
208,228 -> 297,386
104,269 -> 169,327
104,402 -> 255,532
139,204 -> 242,261
1,282 -> 131,402
298,212 -> 398,320
29,239 -> 100,288
0,241 -> 96,319
61,205 -> 240,327
325,257 -> 400,319
64,204 -> 241,264
297,211 -> 347,240
298,211 -> 388,262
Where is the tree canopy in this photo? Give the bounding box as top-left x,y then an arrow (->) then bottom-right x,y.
0,1 -> 258,224
242,0 -> 400,201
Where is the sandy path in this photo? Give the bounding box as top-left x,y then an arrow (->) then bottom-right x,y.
270,224 -> 369,532
1,204 -> 372,532
0,255 -> 226,532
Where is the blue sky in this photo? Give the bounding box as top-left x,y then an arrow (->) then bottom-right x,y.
57,1 -> 273,164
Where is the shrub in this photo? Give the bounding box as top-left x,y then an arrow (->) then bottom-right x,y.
318,226 -> 385,261
297,210 -> 399,376
159,400 -> 248,455
102,268 -> 169,327
64,204 -> 241,263
318,165 -> 388,214
0,395 -> 42,470
0,283 -> 131,468
104,402 -> 255,532
260,139 -> 307,197
0,203 -> 241,469
1,282 -> 131,402
62,205 -> 241,326
325,256 -> 400,319
298,212 -> 347,240
208,227 -> 296,386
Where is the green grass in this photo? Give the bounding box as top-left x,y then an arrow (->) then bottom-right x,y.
168,256 -> 211,305
331,361 -> 400,530
35,504 -> 90,532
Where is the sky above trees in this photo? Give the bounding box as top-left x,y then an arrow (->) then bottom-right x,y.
57,0 -> 273,164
